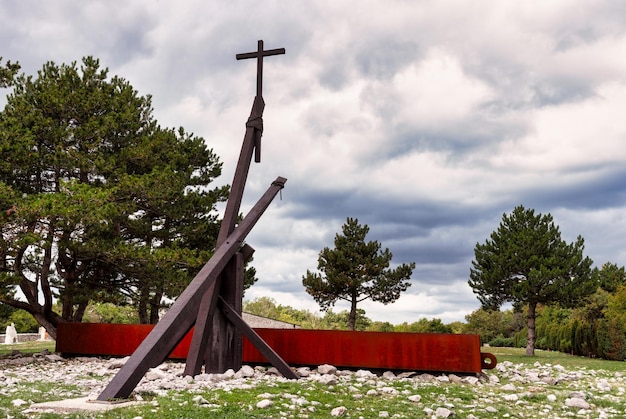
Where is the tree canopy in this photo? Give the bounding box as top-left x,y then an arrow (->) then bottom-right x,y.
0,57 -> 232,338
302,217 -> 415,330
468,205 -> 594,355
0,57 -> 20,88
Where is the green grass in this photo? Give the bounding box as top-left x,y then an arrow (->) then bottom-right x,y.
90,377 -> 479,418
3,344 -> 626,418
488,346 -> 626,372
0,340 -> 56,356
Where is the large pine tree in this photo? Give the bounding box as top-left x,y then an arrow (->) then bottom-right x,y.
469,205 -> 595,355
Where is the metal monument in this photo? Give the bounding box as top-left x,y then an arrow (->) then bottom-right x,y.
97,40 -> 296,401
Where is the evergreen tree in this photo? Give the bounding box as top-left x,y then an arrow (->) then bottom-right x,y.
302,217 -> 415,330
468,205 -> 595,355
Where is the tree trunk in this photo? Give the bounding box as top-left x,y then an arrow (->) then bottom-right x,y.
526,301 -> 537,356
138,285 -> 149,324
149,292 -> 162,324
348,293 -> 357,331
73,301 -> 88,322
33,313 -> 61,340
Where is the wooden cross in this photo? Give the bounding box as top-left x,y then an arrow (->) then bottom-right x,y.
236,40 -> 286,98
236,40 -> 285,163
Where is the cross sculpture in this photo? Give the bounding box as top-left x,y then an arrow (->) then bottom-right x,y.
97,40 -> 295,401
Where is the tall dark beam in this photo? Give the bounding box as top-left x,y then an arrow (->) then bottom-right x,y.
185,40 -> 285,375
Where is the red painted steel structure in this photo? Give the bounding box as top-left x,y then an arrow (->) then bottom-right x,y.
56,323 -> 496,374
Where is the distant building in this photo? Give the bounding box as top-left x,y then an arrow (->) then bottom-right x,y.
243,312 -> 300,329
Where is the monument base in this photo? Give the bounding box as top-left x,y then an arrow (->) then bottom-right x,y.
29,397 -> 144,414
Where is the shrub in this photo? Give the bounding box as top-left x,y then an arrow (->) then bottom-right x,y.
488,336 -> 515,347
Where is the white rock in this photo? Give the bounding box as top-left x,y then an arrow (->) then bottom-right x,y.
486,406 -> 498,413
503,394 -> 519,401
547,394 -> 557,402
195,373 -> 215,382
569,391 -> 586,399
145,370 -> 166,381
489,374 -> 500,384
382,371 -> 396,379
192,395 -> 210,405
565,397 -> 590,409
366,389 -> 378,396
12,399 -> 27,406
597,378 -> 612,392
238,365 -> 255,377
296,367 -> 311,377
355,369 -> 376,378
501,383 -> 516,391
318,364 -> 337,375
448,374 -> 463,383
463,376 -> 480,385
266,367 -> 280,375
316,374 -> 338,385
256,399 -> 273,409
436,375 -> 450,382
435,407 -> 453,417
330,406 -> 347,416
107,356 -> 129,369
408,394 -> 422,403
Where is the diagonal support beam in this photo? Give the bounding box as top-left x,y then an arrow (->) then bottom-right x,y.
97,177 -> 287,401
218,296 -> 298,379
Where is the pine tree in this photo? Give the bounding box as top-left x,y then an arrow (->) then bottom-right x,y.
469,205 -> 595,355
303,217 -> 415,330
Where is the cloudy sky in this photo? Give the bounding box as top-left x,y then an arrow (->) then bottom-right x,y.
2,1 -> 625,325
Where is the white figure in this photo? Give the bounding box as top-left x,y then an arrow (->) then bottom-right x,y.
4,323 -> 18,344
39,326 -> 47,341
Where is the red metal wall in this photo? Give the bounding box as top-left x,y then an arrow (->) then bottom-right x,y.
56,323 -> 493,373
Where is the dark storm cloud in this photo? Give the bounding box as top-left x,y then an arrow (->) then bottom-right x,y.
518,167 -> 626,211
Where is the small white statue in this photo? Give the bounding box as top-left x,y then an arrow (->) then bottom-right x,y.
4,322 -> 18,344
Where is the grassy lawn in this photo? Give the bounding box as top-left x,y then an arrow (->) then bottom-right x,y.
2,342 -> 626,418
488,345 -> 626,372
0,340 -> 56,357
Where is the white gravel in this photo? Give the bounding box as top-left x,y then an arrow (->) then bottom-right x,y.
2,350 -> 626,417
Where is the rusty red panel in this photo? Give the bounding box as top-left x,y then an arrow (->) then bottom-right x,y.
56,323 -> 494,373
56,323 -> 192,359
243,329 -> 485,373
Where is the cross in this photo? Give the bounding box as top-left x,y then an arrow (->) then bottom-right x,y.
236,40 -> 285,97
